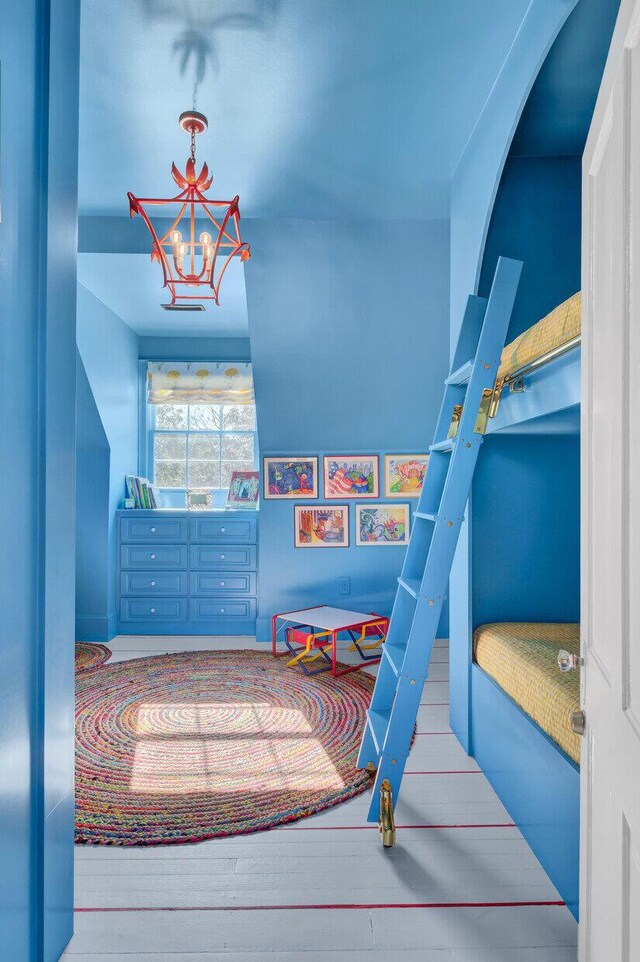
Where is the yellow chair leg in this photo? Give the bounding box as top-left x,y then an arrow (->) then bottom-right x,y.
285,631 -> 332,668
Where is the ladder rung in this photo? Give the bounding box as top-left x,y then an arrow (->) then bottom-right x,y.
398,576 -> 420,599
366,708 -> 391,754
430,439 -> 454,453
415,511 -> 438,522
445,360 -> 473,385
382,644 -> 402,676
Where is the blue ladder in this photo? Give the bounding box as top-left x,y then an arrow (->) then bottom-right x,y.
357,256 -> 523,844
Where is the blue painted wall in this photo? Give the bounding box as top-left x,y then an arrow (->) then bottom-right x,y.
0,1 -> 80,959
479,155 -> 582,341
76,354 -> 111,640
449,0 -> 579,352
245,218 -> 450,639
139,336 -> 251,362
472,435 -> 580,627
76,284 -> 140,640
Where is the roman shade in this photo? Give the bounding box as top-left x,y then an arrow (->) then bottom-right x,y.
147,361 -> 254,405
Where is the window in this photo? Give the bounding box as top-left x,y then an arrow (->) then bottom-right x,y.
149,403 -> 257,492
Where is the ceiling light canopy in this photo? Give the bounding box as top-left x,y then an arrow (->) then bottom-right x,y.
127,110 -> 250,311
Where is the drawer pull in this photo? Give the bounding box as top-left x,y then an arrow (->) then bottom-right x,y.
220,527 -> 226,533
220,580 -> 225,587
150,553 -> 156,560
151,526 -> 156,533
220,553 -> 225,560
220,607 -> 225,614
150,581 -> 156,587
150,608 -> 156,614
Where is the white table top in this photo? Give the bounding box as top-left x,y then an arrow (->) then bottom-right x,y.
275,605 -> 383,631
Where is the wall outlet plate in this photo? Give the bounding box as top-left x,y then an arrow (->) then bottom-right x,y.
339,576 -> 351,595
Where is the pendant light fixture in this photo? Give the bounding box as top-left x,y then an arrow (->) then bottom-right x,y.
127,110 -> 250,311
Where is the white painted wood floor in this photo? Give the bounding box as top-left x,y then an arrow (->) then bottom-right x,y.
63,635 -> 578,961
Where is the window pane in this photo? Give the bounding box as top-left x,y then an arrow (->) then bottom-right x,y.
154,405 -> 188,430
221,460 -> 254,488
221,434 -> 254,461
188,406 -> 220,431
222,405 -> 256,431
189,461 -> 217,487
154,434 -> 187,459
155,460 -> 187,487
189,434 -> 219,461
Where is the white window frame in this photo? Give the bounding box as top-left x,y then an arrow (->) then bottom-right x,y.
139,360 -> 258,504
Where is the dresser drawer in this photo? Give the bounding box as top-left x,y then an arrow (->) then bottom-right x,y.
120,516 -> 188,543
120,599 -> 188,623
190,571 -> 256,597
120,545 -> 188,570
189,544 -> 257,570
190,516 -> 257,544
120,571 -> 188,597
189,598 -> 257,622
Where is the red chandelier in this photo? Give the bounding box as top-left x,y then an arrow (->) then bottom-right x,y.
127,110 -> 250,311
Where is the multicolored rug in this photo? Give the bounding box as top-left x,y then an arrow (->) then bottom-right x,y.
75,649 -> 375,845
75,642 -> 112,673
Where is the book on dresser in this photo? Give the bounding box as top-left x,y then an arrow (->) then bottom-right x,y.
116,510 -> 258,635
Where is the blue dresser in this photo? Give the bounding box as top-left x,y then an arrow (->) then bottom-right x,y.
116,510 -> 258,634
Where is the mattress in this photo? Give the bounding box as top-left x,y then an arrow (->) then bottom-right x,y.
473,622 -> 580,764
497,291 -> 581,383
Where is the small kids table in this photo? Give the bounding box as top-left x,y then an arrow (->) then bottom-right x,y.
271,605 -> 388,677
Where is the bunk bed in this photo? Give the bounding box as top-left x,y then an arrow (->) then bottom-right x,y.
450,290 -> 582,921
485,291 -> 581,434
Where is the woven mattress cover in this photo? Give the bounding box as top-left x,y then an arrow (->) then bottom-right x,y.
473,622 -> 580,764
497,291 -> 581,383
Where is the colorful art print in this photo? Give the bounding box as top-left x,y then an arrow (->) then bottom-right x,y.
227,471 -> 260,509
186,488 -> 213,510
384,454 -> 429,497
294,505 -> 349,548
323,456 -> 379,499
263,457 -> 318,499
356,504 -> 410,546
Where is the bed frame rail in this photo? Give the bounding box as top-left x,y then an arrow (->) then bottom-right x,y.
480,334 -> 581,427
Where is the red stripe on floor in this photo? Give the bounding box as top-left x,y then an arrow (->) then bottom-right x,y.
405,770 -> 481,775
281,822 -> 516,831
75,900 -> 565,913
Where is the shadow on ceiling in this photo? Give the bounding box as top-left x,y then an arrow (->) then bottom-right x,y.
141,0 -> 280,103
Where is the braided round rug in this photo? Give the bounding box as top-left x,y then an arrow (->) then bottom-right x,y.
75,649 -> 375,845
75,642 -> 112,673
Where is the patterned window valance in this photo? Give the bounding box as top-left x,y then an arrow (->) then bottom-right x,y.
147,361 -> 254,406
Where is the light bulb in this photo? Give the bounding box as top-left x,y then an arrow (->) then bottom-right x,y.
199,231 -> 212,246
179,243 -> 188,257
170,230 -> 182,245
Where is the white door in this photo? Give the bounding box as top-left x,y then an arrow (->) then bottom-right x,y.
581,1 -> 640,958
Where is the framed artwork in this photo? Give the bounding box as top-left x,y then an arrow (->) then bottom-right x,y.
264,457 -> 318,499
356,503 -> 410,546
227,471 -> 259,509
187,488 -> 213,510
384,454 -> 429,497
323,455 -> 379,499
294,505 -> 349,548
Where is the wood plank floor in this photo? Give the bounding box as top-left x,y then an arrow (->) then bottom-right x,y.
63,635 -> 578,960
